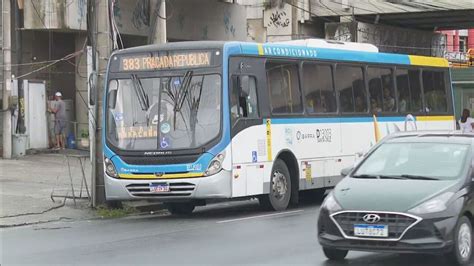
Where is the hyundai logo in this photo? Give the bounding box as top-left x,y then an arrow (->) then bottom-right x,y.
154,172 -> 164,177
363,214 -> 381,224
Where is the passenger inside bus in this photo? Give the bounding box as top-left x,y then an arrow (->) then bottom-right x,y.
371,98 -> 382,113
383,87 -> 395,112
355,96 -> 366,113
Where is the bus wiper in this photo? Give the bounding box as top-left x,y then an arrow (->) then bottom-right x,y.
131,74 -> 149,111
399,175 -> 439,181
171,71 -> 193,131
175,71 -> 193,112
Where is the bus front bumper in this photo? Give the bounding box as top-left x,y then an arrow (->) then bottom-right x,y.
104,170 -> 232,201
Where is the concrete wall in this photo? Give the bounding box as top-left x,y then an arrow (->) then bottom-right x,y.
75,34 -> 89,143
167,0 -> 247,41
24,0 -> 87,30
326,22 -> 446,56
243,0 -> 322,42
0,0 -> 3,149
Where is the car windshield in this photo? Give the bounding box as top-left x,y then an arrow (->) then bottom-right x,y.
353,142 -> 470,180
106,74 -> 221,151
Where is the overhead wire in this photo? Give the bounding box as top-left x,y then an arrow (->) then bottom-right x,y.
15,50 -> 83,80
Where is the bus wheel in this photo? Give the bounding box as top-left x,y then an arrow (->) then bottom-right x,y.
260,159 -> 291,211
166,202 -> 196,215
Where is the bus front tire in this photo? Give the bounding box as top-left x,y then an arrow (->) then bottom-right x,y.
166,202 -> 196,215
259,159 -> 291,211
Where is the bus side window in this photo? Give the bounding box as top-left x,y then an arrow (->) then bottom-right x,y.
367,67 -> 395,113
397,69 -> 424,114
422,70 -> 447,113
335,65 -> 366,113
266,62 -> 302,114
231,75 -> 259,122
302,63 -> 337,114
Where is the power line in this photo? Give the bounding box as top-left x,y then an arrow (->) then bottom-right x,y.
282,0 -> 335,23
15,51 -> 83,80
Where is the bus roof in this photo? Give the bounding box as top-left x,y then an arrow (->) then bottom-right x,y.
112,40 -> 449,68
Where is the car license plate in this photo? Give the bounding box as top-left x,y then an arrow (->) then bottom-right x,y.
150,183 -> 170,193
354,224 -> 389,237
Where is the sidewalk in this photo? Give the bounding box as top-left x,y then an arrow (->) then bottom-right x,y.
0,150 -> 96,227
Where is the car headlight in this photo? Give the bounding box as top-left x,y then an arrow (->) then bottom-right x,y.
321,192 -> 342,213
104,157 -> 118,178
204,151 -> 225,176
409,191 -> 454,214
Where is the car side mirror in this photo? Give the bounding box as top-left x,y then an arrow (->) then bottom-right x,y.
471,166 -> 474,182
341,167 -> 353,177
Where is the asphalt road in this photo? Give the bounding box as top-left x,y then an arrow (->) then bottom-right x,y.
1,198 -> 454,266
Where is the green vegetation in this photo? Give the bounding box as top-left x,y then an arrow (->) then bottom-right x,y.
95,205 -> 137,219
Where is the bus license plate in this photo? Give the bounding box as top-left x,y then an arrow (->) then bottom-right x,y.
354,224 -> 388,237
150,183 -> 170,193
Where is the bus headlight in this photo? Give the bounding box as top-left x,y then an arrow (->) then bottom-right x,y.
205,152 -> 225,176
104,157 -> 118,178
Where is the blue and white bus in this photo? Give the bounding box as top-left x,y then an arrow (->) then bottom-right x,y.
103,40 -> 455,214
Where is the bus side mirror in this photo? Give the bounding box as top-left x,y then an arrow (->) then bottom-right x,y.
107,80 -> 119,109
341,167 -> 353,177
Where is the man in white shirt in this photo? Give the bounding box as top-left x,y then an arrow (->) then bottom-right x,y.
459,109 -> 474,133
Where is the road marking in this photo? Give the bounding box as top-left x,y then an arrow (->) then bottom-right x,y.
217,209 -> 304,224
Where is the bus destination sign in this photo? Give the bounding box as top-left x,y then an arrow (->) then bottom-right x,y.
118,51 -> 213,71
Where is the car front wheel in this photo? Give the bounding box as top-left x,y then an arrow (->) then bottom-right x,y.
449,216 -> 473,265
323,247 -> 348,261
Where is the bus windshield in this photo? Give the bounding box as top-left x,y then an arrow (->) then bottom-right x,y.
106,73 -> 221,151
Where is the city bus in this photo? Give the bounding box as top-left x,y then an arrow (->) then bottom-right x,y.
103,40 -> 455,214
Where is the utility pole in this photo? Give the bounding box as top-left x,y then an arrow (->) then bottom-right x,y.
90,0 -> 112,207
2,0 -> 12,159
150,0 -> 167,44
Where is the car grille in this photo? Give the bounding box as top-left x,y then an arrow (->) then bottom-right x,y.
126,182 -> 196,197
331,211 -> 421,240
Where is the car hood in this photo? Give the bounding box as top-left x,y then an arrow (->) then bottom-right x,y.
333,177 -> 459,212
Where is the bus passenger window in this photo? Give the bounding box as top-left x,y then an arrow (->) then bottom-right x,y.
302,63 -> 337,113
335,65 -> 366,113
368,67 -> 394,113
422,70 -> 447,113
231,75 -> 259,122
266,62 -> 302,114
396,69 -> 422,113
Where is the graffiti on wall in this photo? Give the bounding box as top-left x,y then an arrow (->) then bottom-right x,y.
267,11 -> 290,28
264,4 -> 292,37
223,8 -> 236,37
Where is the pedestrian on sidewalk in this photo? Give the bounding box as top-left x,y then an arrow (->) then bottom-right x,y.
459,108 -> 474,133
51,91 -> 67,149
